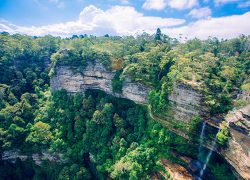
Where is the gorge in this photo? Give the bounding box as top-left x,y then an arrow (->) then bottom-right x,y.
1,33 -> 249,180
51,59 -> 250,180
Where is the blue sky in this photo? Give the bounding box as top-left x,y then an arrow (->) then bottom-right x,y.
0,0 -> 249,39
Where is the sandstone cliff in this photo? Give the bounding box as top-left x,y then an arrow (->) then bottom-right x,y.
168,82 -> 206,122
50,60 -> 250,179
220,105 -> 250,180
51,60 -> 150,104
50,60 -> 205,122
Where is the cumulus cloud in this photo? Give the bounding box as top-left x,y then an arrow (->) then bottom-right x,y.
163,12 -> 250,39
167,0 -> 199,10
142,0 -> 198,10
0,5 -> 249,40
0,5 -> 185,36
188,7 -> 212,19
142,0 -> 167,10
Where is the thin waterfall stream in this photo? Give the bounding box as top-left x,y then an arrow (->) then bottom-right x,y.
198,122 -> 206,160
198,121 -> 217,179
199,139 -> 217,178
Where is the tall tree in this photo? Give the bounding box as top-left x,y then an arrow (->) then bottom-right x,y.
154,28 -> 162,41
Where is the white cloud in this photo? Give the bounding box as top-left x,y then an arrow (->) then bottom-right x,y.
0,5 -> 249,40
142,0 -> 198,10
188,7 -> 212,19
238,0 -> 250,8
0,5 -> 185,36
142,0 -> 167,10
163,12 -> 250,39
0,22 -> 15,33
214,0 -> 239,6
167,0 -> 199,10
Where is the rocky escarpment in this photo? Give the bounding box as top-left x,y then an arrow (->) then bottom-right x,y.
51,60 -> 150,104
168,83 -> 207,122
2,150 -> 62,166
220,105 -> 250,180
168,90 -> 250,179
160,159 -> 194,180
51,60 -> 205,122
50,60 -> 249,179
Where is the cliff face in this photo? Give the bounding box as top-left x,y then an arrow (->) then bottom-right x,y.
168,83 -> 206,122
2,150 -> 62,166
51,61 -> 150,104
160,159 -> 194,180
51,61 -> 205,122
221,105 -> 250,179
168,88 -> 250,179
50,60 -> 249,179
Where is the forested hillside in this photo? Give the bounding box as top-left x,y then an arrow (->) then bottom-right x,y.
0,31 -> 249,179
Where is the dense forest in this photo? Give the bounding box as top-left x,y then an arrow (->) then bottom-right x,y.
0,30 -> 249,179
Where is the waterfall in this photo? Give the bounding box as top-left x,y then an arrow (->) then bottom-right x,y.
198,122 -> 206,159
197,121 -> 217,179
199,139 -> 216,178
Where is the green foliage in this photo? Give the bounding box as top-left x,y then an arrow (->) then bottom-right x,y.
112,70 -> 123,93
58,165 -> 91,180
148,82 -> 169,114
241,82 -> 250,93
51,48 -> 83,66
216,122 -> 230,146
154,28 -> 162,41
26,121 -> 53,145
210,164 -> 236,180
189,116 -> 202,137
32,89 -> 194,179
0,33 -> 244,179
111,145 -> 157,179
0,84 -> 17,109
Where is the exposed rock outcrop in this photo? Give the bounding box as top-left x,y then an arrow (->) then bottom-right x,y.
50,61 -> 150,104
220,105 -> 250,180
168,83 -> 207,122
168,84 -> 250,180
2,150 -> 62,166
161,159 -> 194,180
50,60 -> 250,179
50,61 -> 205,122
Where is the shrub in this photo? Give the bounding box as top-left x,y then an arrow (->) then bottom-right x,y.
216,122 -> 230,146
112,70 -> 123,93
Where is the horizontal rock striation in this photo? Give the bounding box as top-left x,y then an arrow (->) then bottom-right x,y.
220,105 -> 250,180
50,61 -> 150,104
51,61 -> 206,122
50,60 -> 250,179
168,83 -> 206,122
